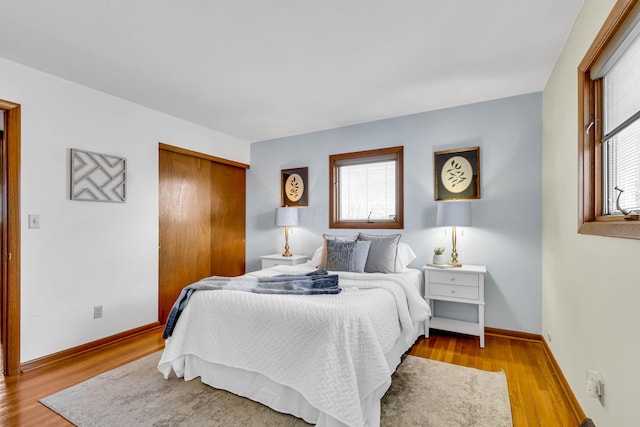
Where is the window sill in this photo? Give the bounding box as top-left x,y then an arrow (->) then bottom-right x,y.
578,219 -> 640,239
330,220 -> 403,229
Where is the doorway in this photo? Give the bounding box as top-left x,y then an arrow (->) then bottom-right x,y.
1,99 -> 21,376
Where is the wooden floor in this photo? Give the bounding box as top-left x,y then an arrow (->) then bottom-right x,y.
0,329 -> 166,426
0,328 -> 578,426
409,331 -> 579,426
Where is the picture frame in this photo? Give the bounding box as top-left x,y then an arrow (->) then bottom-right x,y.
70,148 -> 127,203
281,167 -> 308,207
434,146 -> 480,200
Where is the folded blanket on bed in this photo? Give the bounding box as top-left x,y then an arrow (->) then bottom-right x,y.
162,269 -> 339,339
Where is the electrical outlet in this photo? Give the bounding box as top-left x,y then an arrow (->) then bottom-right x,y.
28,214 -> 40,229
93,305 -> 103,319
586,369 -> 603,402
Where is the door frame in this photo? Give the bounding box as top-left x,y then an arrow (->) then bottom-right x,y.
1,99 -> 21,376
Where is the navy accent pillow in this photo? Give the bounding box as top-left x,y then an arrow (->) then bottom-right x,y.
325,239 -> 357,271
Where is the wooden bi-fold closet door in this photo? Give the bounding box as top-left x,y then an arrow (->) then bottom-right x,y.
158,145 -> 247,325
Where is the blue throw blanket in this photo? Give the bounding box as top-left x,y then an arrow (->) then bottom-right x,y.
162,269 -> 339,339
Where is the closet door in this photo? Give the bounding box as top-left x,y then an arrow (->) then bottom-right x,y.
158,150 -> 213,324
158,146 -> 247,324
210,162 -> 246,277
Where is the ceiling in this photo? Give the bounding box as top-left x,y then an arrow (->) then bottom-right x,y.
0,1 -> 583,142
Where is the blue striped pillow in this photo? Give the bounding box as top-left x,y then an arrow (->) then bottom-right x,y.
325,240 -> 357,271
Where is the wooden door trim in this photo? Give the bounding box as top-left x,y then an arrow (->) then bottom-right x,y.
0,99 -> 21,376
159,143 -> 250,170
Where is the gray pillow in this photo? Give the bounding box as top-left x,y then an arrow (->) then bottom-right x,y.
317,234 -> 358,268
325,239 -> 358,271
358,233 -> 401,273
353,240 -> 372,273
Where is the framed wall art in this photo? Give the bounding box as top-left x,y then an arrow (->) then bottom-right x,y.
434,146 -> 480,200
70,148 -> 127,203
281,167 -> 308,207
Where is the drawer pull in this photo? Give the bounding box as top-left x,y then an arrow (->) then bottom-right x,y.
450,290 -> 455,293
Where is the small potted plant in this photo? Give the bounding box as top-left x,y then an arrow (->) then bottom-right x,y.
433,246 -> 447,265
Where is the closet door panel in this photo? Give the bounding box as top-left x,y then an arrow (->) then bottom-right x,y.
211,162 -> 246,277
158,150 -> 212,324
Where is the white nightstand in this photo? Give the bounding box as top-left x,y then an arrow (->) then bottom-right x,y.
423,264 -> 487,348
260,254 -> 308,269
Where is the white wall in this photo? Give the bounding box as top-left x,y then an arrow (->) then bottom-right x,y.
248,93 -> 543,334
0,57 -> 251,362
543,1 -> 640,425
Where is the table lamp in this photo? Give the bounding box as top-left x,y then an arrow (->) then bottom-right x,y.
275,207 -> 299,257
436,201 -> 471,267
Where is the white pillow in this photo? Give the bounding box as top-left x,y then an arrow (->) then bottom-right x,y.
310,246 -> 323,266
395,242 -> 417,271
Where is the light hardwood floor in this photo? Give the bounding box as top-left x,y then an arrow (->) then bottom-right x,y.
409,331 -> 580,426
1,328 -> 579,426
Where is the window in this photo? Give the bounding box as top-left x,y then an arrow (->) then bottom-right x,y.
579,0 -> 640,239
329,146 -> 403,229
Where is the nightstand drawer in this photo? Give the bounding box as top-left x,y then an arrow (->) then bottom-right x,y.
260,254 -> 308,269
262,259 -> 284,269
430,283 -> 479,300
430,270 -> 478,287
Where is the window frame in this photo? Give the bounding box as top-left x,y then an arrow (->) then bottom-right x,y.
329,146 -> 404,229
578,0 -> 640,239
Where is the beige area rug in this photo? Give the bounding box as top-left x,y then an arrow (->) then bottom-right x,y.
40,352 -> 512,426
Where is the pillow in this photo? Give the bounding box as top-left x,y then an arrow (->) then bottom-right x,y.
310,246 -> 323,266
395,242 -> 417,271
317,234 -> 358,268
358,233 -> 401,273
353,240 -> 372,273
314,241 -> 413,271
325,239 -> 358,271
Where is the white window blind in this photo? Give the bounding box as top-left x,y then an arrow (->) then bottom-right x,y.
601,25 -> 640,215
338,160 -> 396,221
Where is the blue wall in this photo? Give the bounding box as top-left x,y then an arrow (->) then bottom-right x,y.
247,93 -> 542,333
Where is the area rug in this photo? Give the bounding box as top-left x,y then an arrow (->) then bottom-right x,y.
40,352 -> 512,426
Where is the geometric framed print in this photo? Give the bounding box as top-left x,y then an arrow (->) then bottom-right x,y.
434,146 -> 480,201
70,148 -> 127,203
281,167 -> 308,207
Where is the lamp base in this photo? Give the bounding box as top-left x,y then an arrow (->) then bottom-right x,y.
448,260 -> 462,267
282,226 -> 293,257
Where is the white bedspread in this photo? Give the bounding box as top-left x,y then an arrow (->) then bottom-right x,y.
158,264 -> 429,427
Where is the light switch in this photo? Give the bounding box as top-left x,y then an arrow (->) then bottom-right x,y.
28,214 -> 40,229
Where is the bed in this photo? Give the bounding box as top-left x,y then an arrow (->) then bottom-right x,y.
157,240 -> 430,427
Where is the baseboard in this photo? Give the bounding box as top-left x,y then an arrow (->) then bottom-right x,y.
485,326 -> 541,342
20,322 -> 162,373
485,326 -> 586,424
540,336 -> 587,423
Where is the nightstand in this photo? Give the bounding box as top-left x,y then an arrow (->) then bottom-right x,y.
423,264 -> 487,348
260,254 -> 308,269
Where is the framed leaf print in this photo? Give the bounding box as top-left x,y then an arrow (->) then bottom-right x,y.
434,147 -> 480,200
281,167 -> 308,207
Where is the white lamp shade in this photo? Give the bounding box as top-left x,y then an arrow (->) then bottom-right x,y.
275,207 -> 299,227
436,202 -> 471,227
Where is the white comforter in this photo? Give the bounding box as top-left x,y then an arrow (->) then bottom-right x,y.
158,264 -> 429,427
